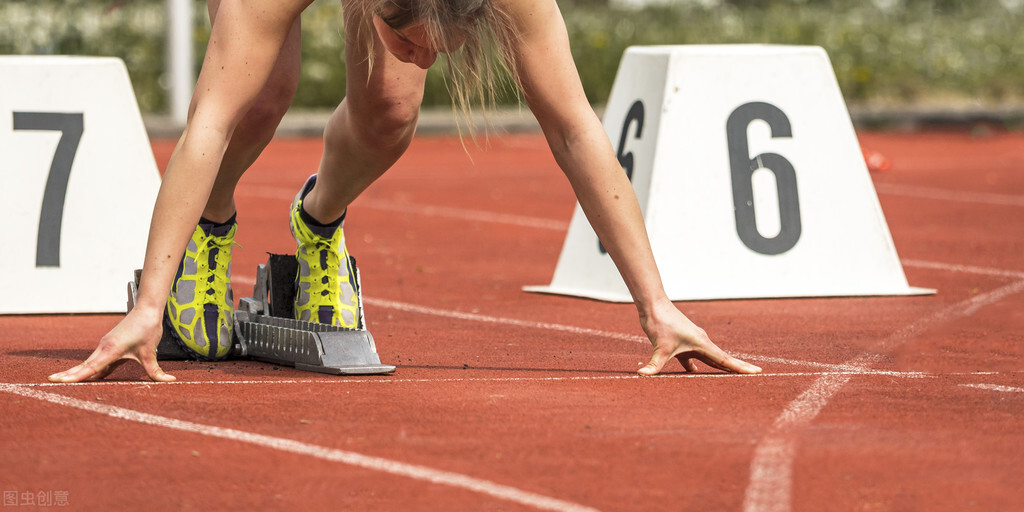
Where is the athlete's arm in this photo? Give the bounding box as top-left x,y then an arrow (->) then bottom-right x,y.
501,0 -> 760,375
48,0 -> 313,383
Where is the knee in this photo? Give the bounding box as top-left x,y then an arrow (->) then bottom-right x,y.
245,93 -> 292,132
336,91 -> 421,156
234,77 -> 298,147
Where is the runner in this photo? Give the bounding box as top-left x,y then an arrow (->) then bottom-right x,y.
48,0 -> 761,383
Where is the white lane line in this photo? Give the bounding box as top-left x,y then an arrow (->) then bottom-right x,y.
229,280 -> 1017,378
235,190 -> 1024,283
365,297 -> 641,342
22,371 -> 1012,388
237,187 -> 570,231
875,183 -> 1024,208
359,198 -> 570,231
741,277 -> 1024,512
960,383 -> 1024,394
234,258 -> 1024,288
900,259 -> 1024,280
0,382 -> 599,512
363,298 -> 907,373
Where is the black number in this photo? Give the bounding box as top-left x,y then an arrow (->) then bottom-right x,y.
13,112 -> 85,267
600,100 -> 645,255
726,102 -> 801,256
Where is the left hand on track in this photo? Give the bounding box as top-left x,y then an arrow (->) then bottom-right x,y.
638,299 -> 761,376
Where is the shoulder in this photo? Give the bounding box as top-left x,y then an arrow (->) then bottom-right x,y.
491,0 -> 561,34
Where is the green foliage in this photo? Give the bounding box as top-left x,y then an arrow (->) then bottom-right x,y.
2,0 -> 1022,114
562,0 -> 1024,106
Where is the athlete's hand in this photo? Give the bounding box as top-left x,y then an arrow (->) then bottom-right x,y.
638,299 -> 761,376
47,304 -> 175,383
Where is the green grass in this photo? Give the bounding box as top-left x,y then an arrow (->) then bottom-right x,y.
2,0 -> 1021,114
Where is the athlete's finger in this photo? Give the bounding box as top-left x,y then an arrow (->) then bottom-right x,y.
638,348 -> 672,376
93,359 -> 129,380
48,359 -> 104,383
676,355 -> 699,373
138,350 -> 176,382
697,352 -> 761,374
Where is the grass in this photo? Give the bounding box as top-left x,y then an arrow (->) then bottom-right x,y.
1,0 -> 1021,114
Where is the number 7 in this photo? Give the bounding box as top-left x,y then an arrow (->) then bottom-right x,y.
13,112 -> 84,268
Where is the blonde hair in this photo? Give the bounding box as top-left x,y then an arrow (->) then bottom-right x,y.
355,0 -> 521,136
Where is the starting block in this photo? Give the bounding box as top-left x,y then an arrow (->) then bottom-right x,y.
128,254 -> 396,375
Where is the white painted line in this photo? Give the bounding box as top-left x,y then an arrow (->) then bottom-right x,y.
234,274 -> 256,286
960,383 -> 1024,394
237,186 -> 1024,285
229,278 -> 1017,377
237,259 -> 1019,287
363,298 -> 922,374
364,297 -> 642,342
740,355 -> 895,373
876,183 -> 1024,208
236,185 -> 300,202
0,382 -> 599,512
359,198 -> 570,231
741,277 -> 1024,512
237,186 -> 570,231
22,370 -> 1008,389
900,259 -> 1024,280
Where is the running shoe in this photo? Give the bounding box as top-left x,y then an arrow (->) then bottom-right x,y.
290,175 -> 361,328
165,221 -> 236,360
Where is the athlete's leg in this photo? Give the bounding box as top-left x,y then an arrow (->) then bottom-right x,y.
288,2 -> 428,326
164,0 -> 303,356
199,0 -> 303,223
299,2 -> 429,223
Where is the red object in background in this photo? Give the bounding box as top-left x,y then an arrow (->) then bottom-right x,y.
862,147 -> 892,172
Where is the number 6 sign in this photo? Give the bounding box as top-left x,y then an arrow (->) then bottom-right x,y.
0,57 -> 160,313
526,46 -> 931,302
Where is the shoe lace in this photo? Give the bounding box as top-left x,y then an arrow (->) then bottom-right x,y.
195,233 -> 238,303
308,239 -> 341,301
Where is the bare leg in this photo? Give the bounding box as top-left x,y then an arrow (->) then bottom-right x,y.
300,3 -> 429,223
47,0 -> 311,383
200,0 -> 302,222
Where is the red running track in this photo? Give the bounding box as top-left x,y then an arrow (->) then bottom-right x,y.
1,130 -> 1023,511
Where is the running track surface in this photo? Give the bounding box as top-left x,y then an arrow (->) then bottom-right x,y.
2,130 -> 1022,511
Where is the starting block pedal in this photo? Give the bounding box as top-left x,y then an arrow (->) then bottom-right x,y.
127,254 -> 396,375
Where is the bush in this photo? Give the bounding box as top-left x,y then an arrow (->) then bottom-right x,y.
2,0 -> 1022,114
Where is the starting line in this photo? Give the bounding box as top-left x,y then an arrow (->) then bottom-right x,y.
5,273 -> 1021,511
11,370 -> 1017,388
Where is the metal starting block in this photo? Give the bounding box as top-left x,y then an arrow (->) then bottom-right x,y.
128,254 -> 396,375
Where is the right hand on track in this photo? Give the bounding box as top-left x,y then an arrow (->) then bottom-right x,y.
47,304 -> 176,383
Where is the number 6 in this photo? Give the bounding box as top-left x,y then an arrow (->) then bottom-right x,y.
726,102 -> 801,256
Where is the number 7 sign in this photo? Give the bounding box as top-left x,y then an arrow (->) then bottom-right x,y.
527,45 -> 932,302
0,57 -> 160,314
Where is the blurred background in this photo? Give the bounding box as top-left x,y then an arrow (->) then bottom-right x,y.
2,0 -> 1022,131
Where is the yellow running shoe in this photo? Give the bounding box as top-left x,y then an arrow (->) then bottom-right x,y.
165,221 -> 236,360
290,175 -> 361,328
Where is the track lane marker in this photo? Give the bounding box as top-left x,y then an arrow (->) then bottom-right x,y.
359,198 -> 570,231
228,277 -> 1018,380
239,188 -> 570,231
901,259 -> 1024,280
875,183 -> 1024,208
228,194 -> 1024,511
0,382 -> 599,512
960,383 -> 1024,394
741,277 -> 1024,512
14,370 -> 1012,388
